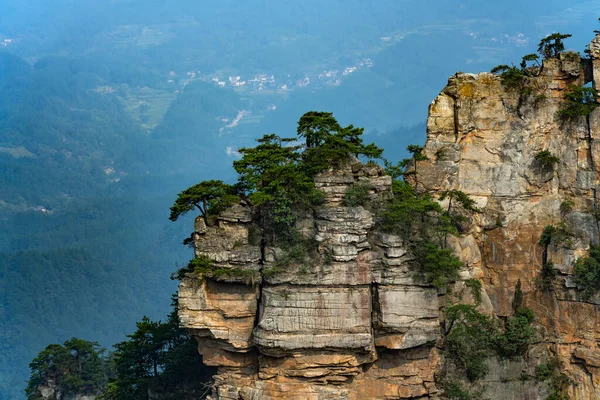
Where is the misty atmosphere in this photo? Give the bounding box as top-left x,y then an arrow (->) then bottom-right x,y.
2,1 -> 600,398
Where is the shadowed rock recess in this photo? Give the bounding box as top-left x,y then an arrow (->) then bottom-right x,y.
179,36 -> 600,399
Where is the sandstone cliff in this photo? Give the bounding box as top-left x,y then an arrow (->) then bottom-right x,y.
178,36 -> 600,399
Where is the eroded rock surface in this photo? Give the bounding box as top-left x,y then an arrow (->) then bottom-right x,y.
419,43 -> 600,399
179,161 -> 439,399
179,36 -> 600,399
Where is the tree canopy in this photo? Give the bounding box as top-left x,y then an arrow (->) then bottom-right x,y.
172,112 -> 383,245
26,338 -> 108,399
538,33 -> 572,59
103,297 -> 214,399
169,180 -> 238,223
296,111 -> 342,148
556,84 -> 598,121
26,299 -> 215,399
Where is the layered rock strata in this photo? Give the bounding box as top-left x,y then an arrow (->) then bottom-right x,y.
179,36 -> 600,399
179,161 -> 442,399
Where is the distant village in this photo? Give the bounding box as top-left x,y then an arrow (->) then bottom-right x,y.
168,57 -> 374,93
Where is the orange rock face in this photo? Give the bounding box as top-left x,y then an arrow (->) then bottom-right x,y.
419,46 -> 600,398
179,161 -> 441,399
179,37 -> 600,400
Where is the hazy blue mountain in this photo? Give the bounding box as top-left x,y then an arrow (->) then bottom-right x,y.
1,1 -> 600,398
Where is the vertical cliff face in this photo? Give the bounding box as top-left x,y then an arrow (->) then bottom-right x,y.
419,36 -> 600,399
179,36 -> 600,399
179,161 -> 444,399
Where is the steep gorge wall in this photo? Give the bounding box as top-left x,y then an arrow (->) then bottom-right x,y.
419,37 -> 600,399
178,36 -> 600,399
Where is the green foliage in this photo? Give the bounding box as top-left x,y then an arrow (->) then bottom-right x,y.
443,381 -> 483,400
173,255 -> 258,285
539,262 -> 558,291
535,94 -> 548,104
383,144 -> 428,181
512,279 -> 524,312
406,144 -> 428,161
445,302 -> 536,382
535,358 -> 559,382
169,180 -> 238,223
268,230 -> 319,277
573,245 -> 600,300
492,65 -> 527,91
247,224 -> 262,246
491,51 -> 545,95
296,111 -> 342,148
377,151 -> 480,289
540,225 -> 556,247
440,190 -> 480,214
343,183 -> 373,207
261,264 -> 284,279
26,338 -> 108,399
539,223 -> 571,248
170,112 -> 382,282
534,150 -> 560,171
231,112 -> 381,245
521,53 -> 541,68
534,357 -> 572,400
104,299 -> 214,399
301,122 -> 383,176
556,84 -> 598,121
538,33 -> 572,59
495,307 -> 536,359
491,54 -> 540,94
547,374 -> 572,400
233,133 -> 323,243
378,180 -> 447,239
414,242 -> 463,288
439,189 -> 480,233
172,255 -> 214,280
465,279 -> 482,305
490,64 -> 510,74
445,305 -> 498,381
402,144 -> 429,177
383,159 -> 405,180
560,200 -> 574,215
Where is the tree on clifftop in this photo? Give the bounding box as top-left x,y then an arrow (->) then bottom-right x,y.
169,180 -> 238,224
297,111 -> 342,148
26,338 -> 108,399
538,33 -> 572,59
170,112 -> 382,246
100,297 -> 214,399
233,133 -> 321,240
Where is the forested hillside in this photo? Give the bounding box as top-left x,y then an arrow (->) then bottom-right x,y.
2,1 -> 600,398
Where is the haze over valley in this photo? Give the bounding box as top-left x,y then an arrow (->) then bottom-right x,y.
2,1 -> 600,398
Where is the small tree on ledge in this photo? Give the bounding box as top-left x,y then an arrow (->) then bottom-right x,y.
538,33 -> 572,59
169,180 -> 238,224
556,84 -> 598,121
534,150 -> 560,172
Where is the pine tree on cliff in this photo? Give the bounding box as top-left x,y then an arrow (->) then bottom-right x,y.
296,111 -> 341,148
169,180 -> 238,224
170,111 -> 383,244
25,338 -> 108,399
101,297 -> 213,399
538,33 -> 572,59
